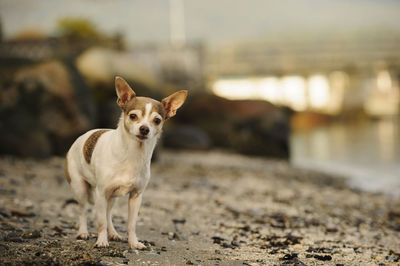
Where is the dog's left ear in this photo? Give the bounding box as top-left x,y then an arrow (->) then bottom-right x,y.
162,90 -> 188,119
115,76 -> 136,108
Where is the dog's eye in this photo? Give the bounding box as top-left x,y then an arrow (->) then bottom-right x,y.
153,118 -> 161,125
129,114 -> 137,120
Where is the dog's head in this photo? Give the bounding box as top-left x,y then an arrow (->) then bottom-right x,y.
115,76 -> 187,142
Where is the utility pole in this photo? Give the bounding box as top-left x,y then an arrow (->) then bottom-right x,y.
169,0 -> 186,48
0,17 -> 3,42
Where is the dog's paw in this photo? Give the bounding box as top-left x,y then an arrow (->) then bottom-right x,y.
95,239 -> 109,248
129,241 -> 146,250
109,233 -> 123,241
76,232 -> 89,240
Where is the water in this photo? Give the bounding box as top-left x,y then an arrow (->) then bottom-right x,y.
290,118 -> 400,196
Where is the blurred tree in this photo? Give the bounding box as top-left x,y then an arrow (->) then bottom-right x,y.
57,18 -> 101,39
56,17 -> 125,50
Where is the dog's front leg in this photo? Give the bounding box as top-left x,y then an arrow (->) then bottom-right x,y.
107,197 -> 123,241
94,189 -> 109,247
128,192 -> 145,249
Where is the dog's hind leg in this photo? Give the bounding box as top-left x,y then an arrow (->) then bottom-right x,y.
107,197 -> 123,241
67,156 -> 91,240
94,188 -> 109,247
70,177 -> 91,240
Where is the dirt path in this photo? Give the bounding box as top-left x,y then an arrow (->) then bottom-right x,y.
0,150 -> 399,265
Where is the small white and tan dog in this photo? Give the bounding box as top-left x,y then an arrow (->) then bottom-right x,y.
65,76 -> 187,249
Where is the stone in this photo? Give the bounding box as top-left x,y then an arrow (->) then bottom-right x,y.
163,125 -> 211,150
174,93 -> 291,158
0,60 -> 96,157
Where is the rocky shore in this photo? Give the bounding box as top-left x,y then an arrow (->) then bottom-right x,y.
0,150 -> 399,265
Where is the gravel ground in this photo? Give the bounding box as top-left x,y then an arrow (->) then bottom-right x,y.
0,150 -> 399,265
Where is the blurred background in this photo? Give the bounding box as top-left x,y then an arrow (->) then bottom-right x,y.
0,0 -> 399,195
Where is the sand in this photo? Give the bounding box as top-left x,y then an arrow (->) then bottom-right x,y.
0,150 -> 399,265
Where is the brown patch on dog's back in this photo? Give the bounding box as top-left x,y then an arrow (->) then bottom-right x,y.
65,153 -> 71,184
83,129 -> 110,164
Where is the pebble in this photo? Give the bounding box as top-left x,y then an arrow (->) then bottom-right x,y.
10,209 -> 36,218
281,253 -> 298,260
211,236 -> 225,244
293,244 -> 303,250
221,243 -> 232,248
231,240 -> 240,247
342,248 -> 354,255
22,229 -> 41,239
385,255 -> 399,262
326,227 -> 339,233
167,232 -> 180,240
314,254 -> 332,261
172,218 -> 186,224
5,236 -> 24,242
0,210 -> 11,218
1,223 -> 16,231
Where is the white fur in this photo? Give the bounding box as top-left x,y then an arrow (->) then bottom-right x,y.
66,102 -> 160,249
66,76 -> 187,249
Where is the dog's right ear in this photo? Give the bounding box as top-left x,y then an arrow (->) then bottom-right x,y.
115,76 -> 136,108
162,90 -> 188,119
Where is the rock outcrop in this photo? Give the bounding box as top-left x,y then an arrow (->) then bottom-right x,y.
168,93 -> 292,158
0,60 -> 96,157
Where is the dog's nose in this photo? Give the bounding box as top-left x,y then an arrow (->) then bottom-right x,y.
139,125 -> 150,136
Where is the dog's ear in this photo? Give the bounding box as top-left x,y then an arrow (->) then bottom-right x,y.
115,76 -> 136,108
162,90 -> 188,119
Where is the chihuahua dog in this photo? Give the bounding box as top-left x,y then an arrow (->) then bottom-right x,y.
65,76 -> 187,249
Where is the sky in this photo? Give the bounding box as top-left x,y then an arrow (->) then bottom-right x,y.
1,0 -> 400,45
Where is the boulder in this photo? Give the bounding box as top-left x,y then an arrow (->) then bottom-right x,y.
163,125 -> 211,150
0,60 -> 96,157
174,93 -> 292,158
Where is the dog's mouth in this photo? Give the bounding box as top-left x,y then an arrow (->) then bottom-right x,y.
136,135 -> 148,141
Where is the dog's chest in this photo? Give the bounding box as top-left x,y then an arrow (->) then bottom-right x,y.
105,165 -> 149,198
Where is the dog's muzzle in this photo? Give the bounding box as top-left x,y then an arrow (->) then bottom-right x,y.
137,126 -> 149,140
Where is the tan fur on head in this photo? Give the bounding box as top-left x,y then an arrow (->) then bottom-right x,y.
123,97 -> 166,119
